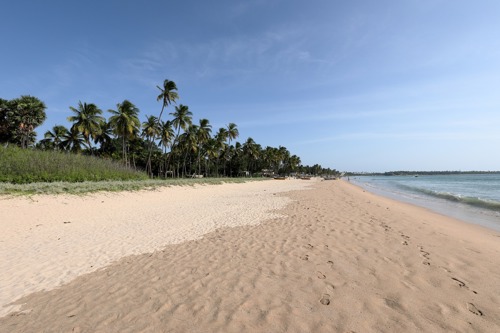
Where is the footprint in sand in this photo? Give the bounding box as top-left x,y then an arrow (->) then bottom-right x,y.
300,254 -> 309,261
452,278 -> 478,294
418,246 -> 431,265
327,260 -> 334,269
320,294 -> 331,305
379,223 -> 391,231
304,244 -> 314,250
325,283 -> 335,293
317,271 -> 326,279
402,241 -> 408,246
452,277 -> 466,288
466,302 -> 483,316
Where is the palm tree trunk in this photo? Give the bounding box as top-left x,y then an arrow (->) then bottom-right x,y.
146,104 -> 165,177
86,137 -> 93,155
122,135 -> 126,166
197,144 -> 202,176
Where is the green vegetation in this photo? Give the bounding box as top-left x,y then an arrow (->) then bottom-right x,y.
0,177 -> 259,196
1,78 -> 341,186
0,95 -> 46,148
0,146 -> 148,184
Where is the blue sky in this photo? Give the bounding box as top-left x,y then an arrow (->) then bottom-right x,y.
2,0 -> 499,172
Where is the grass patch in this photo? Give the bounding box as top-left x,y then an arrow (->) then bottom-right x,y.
0,146 -> 267,195
0,178 -> 265,195
0,146 -> 148,183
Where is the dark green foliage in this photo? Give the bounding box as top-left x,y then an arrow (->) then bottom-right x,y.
0,98 -> 10,142
0,95 -> 47,148
3,80 -> 338,182
0,146 -> 148,184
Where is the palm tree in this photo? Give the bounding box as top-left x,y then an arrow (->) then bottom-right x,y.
215,127 -> 227,177
278,146 -> 291,174
68,101 -> 105,152
159,120 -> 175,153
41,125 -> 68,150
170,104 -> 192,177
8,95 -> 47,148
231,141 -> 243,176
225,123 -> 239,176
108,100 -> 140,166
196,118 -> 212,175
204,138 -> 219,177
180,124 -> 199,176
156,79 -> 179,123
226,123 -> 239,148
142,115 -> 160,176
146,79 -> 180,175
94,120 -> 114,156
243,137 -> 259,174
60,127 -> 85,153
171,104 -> 193,140
288,154 -> 301,174
263,146 -> 279,174
159,120 -> 175,177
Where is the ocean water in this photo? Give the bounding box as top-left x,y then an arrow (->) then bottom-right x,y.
350,174 -> 500,231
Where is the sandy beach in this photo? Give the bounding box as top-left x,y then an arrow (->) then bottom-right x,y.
1,179 -> 499,332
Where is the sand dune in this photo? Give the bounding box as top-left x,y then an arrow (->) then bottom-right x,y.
1,179 -> 499,332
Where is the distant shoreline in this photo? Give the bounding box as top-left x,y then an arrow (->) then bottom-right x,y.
348,170 -> 500,176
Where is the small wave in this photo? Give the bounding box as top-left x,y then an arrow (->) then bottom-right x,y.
398,184 -> 500,212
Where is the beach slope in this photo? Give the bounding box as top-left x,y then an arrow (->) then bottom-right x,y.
1,180 -> 499,332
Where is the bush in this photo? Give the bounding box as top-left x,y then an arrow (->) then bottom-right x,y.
0,146 -> 149,184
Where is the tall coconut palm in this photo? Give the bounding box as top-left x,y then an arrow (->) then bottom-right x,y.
147,79 -> 180,175
204,138 -> 219,177
243,137 -> 259,174
159,120 -> 174,153
215,127 -> 228,177
156,79 -> 179,123
278,146 -> 291,174
170,104 -> 192,177
142,115 -> 160,176
170,104 -> 193,141
41,125 -> 68,150
180,124 -> 199,176
94,120 -> 114,156
231,141 -> 243,175
60,127 -> 85,153
68,101 -> 104,152
226,123 -> 239,148
224,123 -> 239,176
263,146 -> 279,173
288,154 -> 301,174
159,120 -> 175,177
108,100 -> 140,166
196,118 -> 212,175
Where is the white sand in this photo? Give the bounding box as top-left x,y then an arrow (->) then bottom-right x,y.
1,179 -> 499,332
0,179 -> 313,317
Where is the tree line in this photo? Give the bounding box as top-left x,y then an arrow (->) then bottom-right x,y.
1,79 -> 340,178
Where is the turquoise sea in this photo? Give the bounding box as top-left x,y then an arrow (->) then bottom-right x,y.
350,173 -> 500,231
